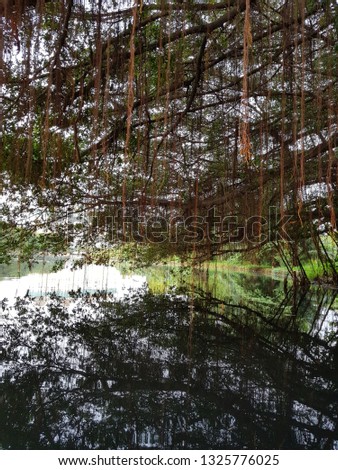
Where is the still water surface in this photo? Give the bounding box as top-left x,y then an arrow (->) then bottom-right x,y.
0,261 -> 337,449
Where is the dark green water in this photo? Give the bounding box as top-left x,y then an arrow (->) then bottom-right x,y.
0,268 -> 337,449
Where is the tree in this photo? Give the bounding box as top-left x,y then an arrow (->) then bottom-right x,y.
1,1 -> 337,277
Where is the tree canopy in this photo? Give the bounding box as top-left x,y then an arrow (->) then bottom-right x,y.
0,1 -> 337,278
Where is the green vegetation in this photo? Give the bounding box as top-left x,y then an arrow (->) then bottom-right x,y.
0,222 -> 67,266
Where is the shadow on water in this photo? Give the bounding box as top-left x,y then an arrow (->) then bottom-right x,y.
0,269 -> 337,450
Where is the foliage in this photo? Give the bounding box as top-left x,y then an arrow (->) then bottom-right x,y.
0,222 -> 67,266
1,1 -> 337,280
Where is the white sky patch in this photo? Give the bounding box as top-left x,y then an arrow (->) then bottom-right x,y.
299,182 -> 332,203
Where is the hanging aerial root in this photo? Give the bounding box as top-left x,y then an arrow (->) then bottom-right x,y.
240,0 -> 252,163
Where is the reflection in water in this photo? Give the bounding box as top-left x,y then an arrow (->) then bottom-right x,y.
0,269 -> 337,450
0,261 -> 146,298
